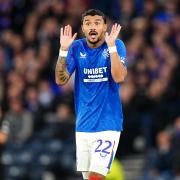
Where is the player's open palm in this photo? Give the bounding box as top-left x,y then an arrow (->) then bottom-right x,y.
105,23 -> 121,47
60,25 -> 77,50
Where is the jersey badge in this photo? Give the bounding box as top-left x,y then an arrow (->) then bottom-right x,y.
80,52 -> 87,59
102,48 -> 110,59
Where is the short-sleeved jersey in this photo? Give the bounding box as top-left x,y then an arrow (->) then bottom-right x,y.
66,38 -> 126,132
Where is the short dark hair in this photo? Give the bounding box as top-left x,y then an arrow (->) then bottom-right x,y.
81,9 -> 107,24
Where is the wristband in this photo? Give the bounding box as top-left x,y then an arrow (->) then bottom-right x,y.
108,46 -> 117,53
59,49 -> 68,57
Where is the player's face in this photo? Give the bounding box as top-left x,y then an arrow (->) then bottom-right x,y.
82,15 -> 107,45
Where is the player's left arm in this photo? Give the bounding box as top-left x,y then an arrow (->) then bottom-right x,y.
105,23 -> 127,83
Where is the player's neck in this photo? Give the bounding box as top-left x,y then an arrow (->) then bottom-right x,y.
86,37 -> 105,49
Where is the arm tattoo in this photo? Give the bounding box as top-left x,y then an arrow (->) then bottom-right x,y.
55,57 -> 70,85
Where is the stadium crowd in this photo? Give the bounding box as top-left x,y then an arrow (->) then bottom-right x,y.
0,0 -> 179,179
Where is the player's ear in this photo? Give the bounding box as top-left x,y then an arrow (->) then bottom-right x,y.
81,25 -> 85,34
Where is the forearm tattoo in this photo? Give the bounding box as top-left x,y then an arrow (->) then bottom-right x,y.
55,57 -> 70,84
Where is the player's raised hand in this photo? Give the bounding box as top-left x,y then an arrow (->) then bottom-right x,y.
105,23 -> 122,47
60,25 -> 77,50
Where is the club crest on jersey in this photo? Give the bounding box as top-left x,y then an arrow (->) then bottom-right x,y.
102,48 -> 109,59
120,57 -> 125,64
80,52 -> 87,59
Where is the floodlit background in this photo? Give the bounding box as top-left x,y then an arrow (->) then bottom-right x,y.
0,0 -> 179,179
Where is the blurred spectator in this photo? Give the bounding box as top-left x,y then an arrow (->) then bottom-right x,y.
38,79 -> 55,111
144,130 -> 173,179
172,117 -> 180,179
0,77 -> 4,103
0,105 -> 5,144
0,0 -> 12,30
0,47 -> 6,75
0,105 -> 4,178
0,97 -> 33,144
43,102 -> 75,141
119,0 -> 137,26
25,85 -> 44,132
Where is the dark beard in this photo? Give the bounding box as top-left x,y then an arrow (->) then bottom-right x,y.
87,32 -> 104,45
87,37 -> 101,45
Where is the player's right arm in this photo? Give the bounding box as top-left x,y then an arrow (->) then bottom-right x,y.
55,25 -> 77,85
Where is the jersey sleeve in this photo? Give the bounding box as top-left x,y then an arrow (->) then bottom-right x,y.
115,39 -> 127,68
66,43 -> 76,75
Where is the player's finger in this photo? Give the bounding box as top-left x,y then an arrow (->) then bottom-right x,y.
117,24 -> 121,30
66,25 -> 69,36
115,24 -> 120,33
60,27 -> 63,37
72,32 -> 77,40
64,25 -> 68,36
113,23 -> 117,33
112,24 -> 119,38
115,24 -> 121,37
69,25 -> 72,37
112,23 -> 118,36
110,25 -> 115,36
115,23 -> 118,30
67,25 -> 71,36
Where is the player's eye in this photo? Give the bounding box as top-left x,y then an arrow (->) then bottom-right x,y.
95,22 -> 100,26
85,22 -> 90,26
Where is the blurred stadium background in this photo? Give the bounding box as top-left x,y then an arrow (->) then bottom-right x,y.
0,0 -> 179,179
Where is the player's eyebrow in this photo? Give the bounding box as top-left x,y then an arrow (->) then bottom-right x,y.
94,19 -> 102,21
84,19 -> 102,22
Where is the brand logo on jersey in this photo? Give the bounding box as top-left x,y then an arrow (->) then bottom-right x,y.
83,67 -> 108,83
102,48 -> 109,59
80,52 -> 87,59
84,67 -> 107,75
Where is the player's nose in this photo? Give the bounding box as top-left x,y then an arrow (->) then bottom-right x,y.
90,23 -> 97,29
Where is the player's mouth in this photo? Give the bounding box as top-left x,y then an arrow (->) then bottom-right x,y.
89,31 -> 98,39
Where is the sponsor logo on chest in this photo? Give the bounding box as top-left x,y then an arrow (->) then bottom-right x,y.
83,67 -> 108,83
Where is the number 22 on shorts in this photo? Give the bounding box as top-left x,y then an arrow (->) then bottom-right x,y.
95,139 -> 115,157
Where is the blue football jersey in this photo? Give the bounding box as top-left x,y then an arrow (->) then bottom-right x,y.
66,38 -> 126,132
